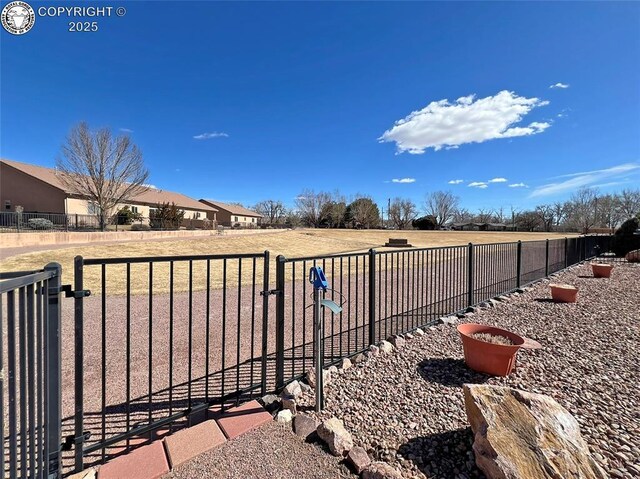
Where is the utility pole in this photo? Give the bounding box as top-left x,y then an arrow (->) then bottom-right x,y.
387,198 -> 391,227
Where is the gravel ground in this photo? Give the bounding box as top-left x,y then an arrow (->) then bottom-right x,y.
166,421 -> 355,479
298,261 -> 640,479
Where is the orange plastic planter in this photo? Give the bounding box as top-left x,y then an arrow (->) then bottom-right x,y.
591,263 -> 614,278
457,324 -> 525,376
550,283 -> 578,303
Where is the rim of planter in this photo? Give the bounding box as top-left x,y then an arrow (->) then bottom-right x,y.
457,323 -> 526,348
549,283 -> 578,291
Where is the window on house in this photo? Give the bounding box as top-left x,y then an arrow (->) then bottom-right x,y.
4,200 -> 11,210
252,218 -> 255,223
131,206 -> 139,214
88,202 -> 100,215
234,216 -> 238,222
195,212 -> 201,219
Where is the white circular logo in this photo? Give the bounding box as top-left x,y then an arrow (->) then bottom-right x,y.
1,1 -> 36,35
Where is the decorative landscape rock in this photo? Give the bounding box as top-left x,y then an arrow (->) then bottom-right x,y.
346,446 -> 371,474
327,365 -> 338,376
368,345 -> 380,356
260,394 -> 281,415
352,353 -> 366,364
464,384 -> 607,479
317,417 -> 353,456
306,367 -> 331,388
282,380 -> 302,398
361,462 -> 402,479
626,249 -> 640,262
276,409 -> 293,424
404,332 -> 414,340
340,357 -> 352,370
378,340 -> 393,354
413,328 -> 425,336
388,335 -> 405,349
281,395 -> 297,415
294,414 -> 318,440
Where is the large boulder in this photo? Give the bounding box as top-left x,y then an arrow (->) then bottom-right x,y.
317,417 -> 354,456
626,249 -> 640,263
464,384 -> 607,479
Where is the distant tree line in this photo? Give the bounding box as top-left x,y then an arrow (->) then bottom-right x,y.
251,187 -> 640,233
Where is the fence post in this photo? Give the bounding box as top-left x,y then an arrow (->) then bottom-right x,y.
44,262 -> 62,479
516,240 -> 522,288
260,251 -> 270,396
467,243 -> 474,308
564,237 -> 568,268
16,212 -> 21,233
545,239 -> 550,276
75,214 -> 78,231
275,255 -> 286,390
73,256 -> 84,472
368,249 -> 376,346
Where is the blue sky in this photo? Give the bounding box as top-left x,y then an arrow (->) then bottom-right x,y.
2,1 -> 639,213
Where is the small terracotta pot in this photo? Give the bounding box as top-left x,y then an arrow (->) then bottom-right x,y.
591,263 -> 614,278
457,324 -> 525,376
550,283 -> 578,303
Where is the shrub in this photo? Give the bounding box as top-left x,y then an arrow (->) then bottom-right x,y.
115,206 -> 143,225
412,215 -> 438,230
27,218 -> 54,230
131,223 -> 150,231
149,202 -> 184,230
611,217 -> 640,256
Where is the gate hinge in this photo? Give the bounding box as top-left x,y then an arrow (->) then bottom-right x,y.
59,284 -> 91,298
260,289 -> 281,297
62,431 -> 91,451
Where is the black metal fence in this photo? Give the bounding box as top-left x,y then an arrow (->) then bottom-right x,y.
0,212 -> 102,233
1,265 -> 62,479
2,234 -> 627,476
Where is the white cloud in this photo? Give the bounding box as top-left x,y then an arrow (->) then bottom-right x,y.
193,132 -> 229,140
391,178 -> 416,184
468,181 -> 488,189
378,90 -> 550,154
549,82 -> 570,89
119,128 -> 133,133
508,183 -> 528,188
448,179 -> 464,184
488,177 -> 508,183
530,163 -> 640,198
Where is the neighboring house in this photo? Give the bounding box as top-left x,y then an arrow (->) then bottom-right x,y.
451,222 -> 508,231
199,199 -> 262,227
0,158 -> 217,223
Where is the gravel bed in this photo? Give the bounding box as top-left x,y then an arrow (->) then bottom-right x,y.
166,421 -> 355,479
300,262 -> 640,479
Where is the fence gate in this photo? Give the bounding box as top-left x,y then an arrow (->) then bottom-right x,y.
70,252 -> 271,472
1,265 -> 63,479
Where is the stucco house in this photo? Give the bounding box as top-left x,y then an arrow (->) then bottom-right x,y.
0,158 -> 217,224
199,199 -> 262,227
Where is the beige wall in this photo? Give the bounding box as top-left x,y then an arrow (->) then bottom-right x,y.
64,198 -> 212,222
1,163 -> 67,213
214,210 -> 260,227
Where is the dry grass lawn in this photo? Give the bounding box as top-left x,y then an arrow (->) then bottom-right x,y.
0,229 -> 576,295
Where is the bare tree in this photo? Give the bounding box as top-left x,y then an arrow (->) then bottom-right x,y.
492,206 -> 507,224
388,198 -> 417,229
596,194 -> 622,229
565,187 -> 598,233
295,189 -> 333,227
254,199 -> 286,225
516,211 -> 541,231
452,208 -> 473,223
475,208 -> 493,223
425,191 -> 459,228
552,201 -> 567,228
617,188 -> 640,220
535,204 -> 555,232
56,122 -> 149,230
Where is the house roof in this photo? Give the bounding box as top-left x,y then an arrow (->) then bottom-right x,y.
1,158 -> 215,212
199,199 -> 262,218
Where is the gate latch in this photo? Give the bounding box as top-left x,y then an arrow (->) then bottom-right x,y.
61,284 -> 91,298
260,289 -> 280,296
